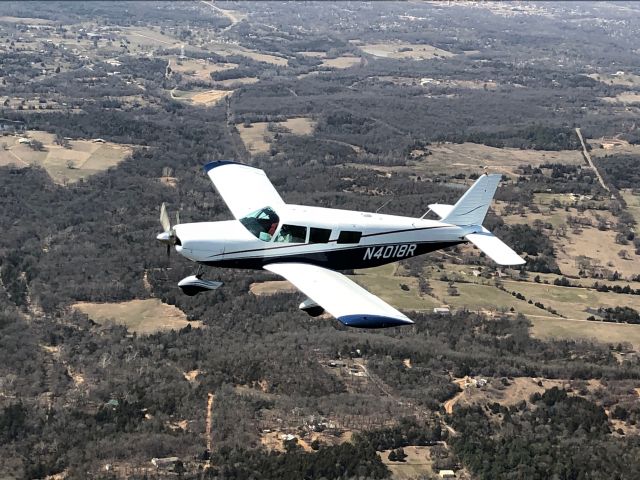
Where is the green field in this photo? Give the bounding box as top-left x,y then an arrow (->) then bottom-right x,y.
530,316 -> 640,348
353,264 -> 640,349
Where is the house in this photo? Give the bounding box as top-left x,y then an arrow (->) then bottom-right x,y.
151,457 -> 179,469
433,307 -> 450,315
439,470 -> 456,479
0,119 -> 25,133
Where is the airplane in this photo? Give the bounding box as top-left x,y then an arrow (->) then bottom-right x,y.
156,161 -> 525,329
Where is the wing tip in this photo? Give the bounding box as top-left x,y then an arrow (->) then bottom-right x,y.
338,314 -> 414,329
203,160 -> 245,173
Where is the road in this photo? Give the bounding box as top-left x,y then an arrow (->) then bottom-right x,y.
575,127 -> 610,192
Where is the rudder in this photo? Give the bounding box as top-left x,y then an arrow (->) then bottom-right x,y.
442,174 -> 501,226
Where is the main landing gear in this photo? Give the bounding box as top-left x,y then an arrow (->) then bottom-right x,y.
178,266 -> 223,296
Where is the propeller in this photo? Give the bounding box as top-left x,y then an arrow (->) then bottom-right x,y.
157,202 -> 180,258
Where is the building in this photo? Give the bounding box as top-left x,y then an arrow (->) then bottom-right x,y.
439,470 -> 456,479
151,457 -> 179,469
0,119 -> 25,133
433,307 -> 450,315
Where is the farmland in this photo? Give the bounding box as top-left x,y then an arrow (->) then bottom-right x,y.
0,130 -> 133,184
359,42 -> 455,60
73,299 -> 200,334
237,117 -> 316,155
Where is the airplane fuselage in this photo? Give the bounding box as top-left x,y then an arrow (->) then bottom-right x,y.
172,204 -> 476,271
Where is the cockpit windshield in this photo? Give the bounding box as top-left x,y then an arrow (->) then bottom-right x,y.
239,206 -> 280,241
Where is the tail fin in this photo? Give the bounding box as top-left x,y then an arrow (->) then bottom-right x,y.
440,174 -> 501,226
427,174 -> 525,266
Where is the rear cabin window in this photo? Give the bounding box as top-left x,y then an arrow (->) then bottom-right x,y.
309,227 -> 331,243
337,230 -> 362,244
274,224 -> 307,243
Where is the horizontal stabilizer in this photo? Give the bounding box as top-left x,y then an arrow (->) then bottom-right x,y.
428,203 -> 454,219
465,227 -> 525,266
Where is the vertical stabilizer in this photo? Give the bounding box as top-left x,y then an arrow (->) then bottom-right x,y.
442,174 -> 501,226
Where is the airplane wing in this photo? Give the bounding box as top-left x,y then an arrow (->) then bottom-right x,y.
264,263 -> 414,328
203,161 -> 285,219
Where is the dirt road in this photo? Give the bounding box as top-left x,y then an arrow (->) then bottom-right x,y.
575,127 -> 609,192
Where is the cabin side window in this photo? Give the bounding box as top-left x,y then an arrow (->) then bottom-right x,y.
309,227 -> 331,244
274,224 -> 308,243
337,230 -> 362,244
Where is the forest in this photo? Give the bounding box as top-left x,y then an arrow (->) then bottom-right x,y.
1,1 -> 640,479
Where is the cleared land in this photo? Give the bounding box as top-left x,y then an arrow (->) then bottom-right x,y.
587,72 -> 640,87
249,280 -> 297,296
621,190 -> 640,225
122,27 -> 181,52
360,42 -> 454,60
167,57 -> 237,81
451,377 -> 567,412
351,143 -> 583,178
203,42 -> 288,66
587,137 -> 640,158
74,299 -> 201,334
377,446 -> 433,480
320,56 -> 361,69
171,88 -> 232,106
601,92 -> 640,105
0,130 -> 133,184
353,263 -> 640,349
554,226 -> 637,279
237,117 -> 316,155
530,316 -> 640,348
215,77 -> 259,87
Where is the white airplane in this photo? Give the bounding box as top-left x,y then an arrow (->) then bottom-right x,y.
157,161 -> 525,328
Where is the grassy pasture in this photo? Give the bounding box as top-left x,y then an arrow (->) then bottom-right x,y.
237,117 -> 316,155
203,41 -> 288,66
360,42 -> 454,60
530,316 -> 640,349
0,130 -> 132,184
377,446 -> 433,480
122,27 -> 181,52
167,56 -> 237,81
320,56 -> 361,69
601,92 -> 640,105
351,143 -> 584,178
587,72 -> 640,87
249,281 -> 297,296
554,226 -> 637,279
171,88 -> 232,106
587,138 -> 640,158
74,299 -> 201,334
353,263 -> 640,348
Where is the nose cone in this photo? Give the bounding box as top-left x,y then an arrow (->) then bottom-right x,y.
172,223 -> 225,261
156,231 -> 171,243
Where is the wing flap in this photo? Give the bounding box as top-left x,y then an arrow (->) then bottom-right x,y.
204,161 -> 285,219
465,227 -> 525,265
264,263 -> 413,328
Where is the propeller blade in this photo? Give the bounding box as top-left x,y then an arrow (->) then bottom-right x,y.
175,211 -> 180,226
160,202 -> 171,232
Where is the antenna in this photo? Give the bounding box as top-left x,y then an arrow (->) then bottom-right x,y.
375,194 -> 394,213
